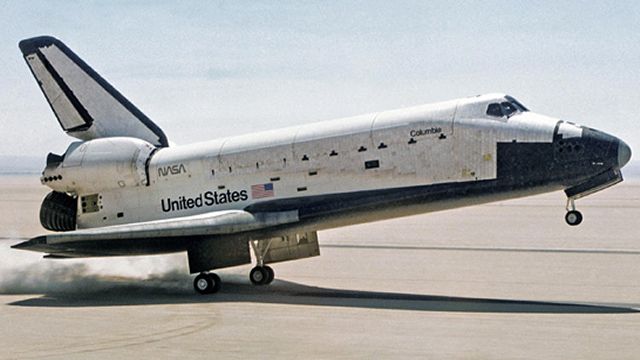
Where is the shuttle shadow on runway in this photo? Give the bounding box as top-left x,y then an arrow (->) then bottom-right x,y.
6,277 -> 638,314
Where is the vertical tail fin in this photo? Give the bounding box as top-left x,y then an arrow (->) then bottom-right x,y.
19,36 -> 169,147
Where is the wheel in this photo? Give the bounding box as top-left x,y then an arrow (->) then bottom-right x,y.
194,273 -> 212,294
209,273 -> 221,293
565,210 -> 583,226
193,273 -> 221,294
264,266 -> 275,284
249,266 -> 269,285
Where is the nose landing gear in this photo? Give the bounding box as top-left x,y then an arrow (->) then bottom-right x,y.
565,198 -> 583,226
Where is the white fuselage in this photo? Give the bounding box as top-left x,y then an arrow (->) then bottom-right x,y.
58,94 -> 561,230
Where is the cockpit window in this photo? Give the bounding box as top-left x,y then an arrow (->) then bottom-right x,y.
505,96 -> 529,111
501,102 -> 517,116
486,103 -> 503,117
486,97 -> 529,118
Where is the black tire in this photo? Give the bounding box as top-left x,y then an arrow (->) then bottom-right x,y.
250,266 -> 269,285
209,273 -> 222,293
264,266 -> 275,285
565,210 -> 583,226
194,273 -> 221,294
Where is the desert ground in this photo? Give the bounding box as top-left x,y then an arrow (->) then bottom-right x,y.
0,175 -> 638,359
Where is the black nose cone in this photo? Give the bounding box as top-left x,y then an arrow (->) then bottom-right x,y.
576,127 -> 630,170
618,140 -> 631,169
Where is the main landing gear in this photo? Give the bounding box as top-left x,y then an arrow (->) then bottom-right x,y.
193,265 -> 276,295
193,239 -> 277,295
193,272 -> 221,294
249,239 -> 275,286
565,198 -> 583,226
250,265 -> 275,285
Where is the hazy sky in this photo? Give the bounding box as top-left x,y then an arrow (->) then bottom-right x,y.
1,1 -> 639,160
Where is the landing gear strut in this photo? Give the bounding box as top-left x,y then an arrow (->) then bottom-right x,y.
249,239 -> 276,285
193,272 -> 221,294
565,198 -> 583,226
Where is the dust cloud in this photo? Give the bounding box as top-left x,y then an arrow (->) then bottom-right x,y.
0,239 -> 192,295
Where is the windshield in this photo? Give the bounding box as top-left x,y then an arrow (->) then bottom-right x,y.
505,96 -> 529,111
501,102 -> 517,116
486,96 -> 529,118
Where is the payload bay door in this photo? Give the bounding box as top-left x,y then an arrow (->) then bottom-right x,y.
409,105 -> 457,183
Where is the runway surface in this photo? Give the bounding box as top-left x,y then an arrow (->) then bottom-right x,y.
0,176 -> 639,359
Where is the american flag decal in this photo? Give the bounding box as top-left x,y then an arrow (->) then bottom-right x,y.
251,183 -> 274,199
